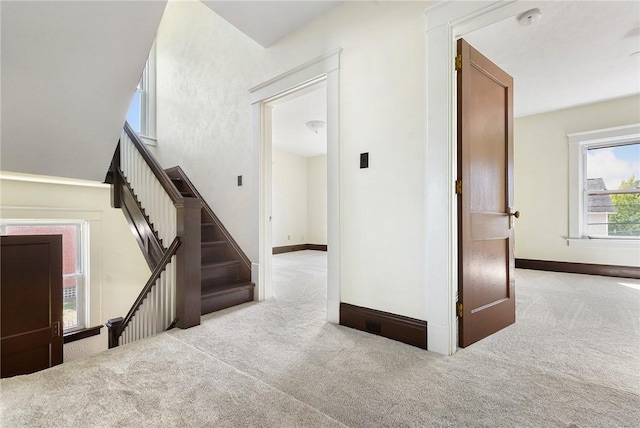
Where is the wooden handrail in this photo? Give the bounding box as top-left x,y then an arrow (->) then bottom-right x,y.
115,236 -> 181,339
122,122 -> 183,202
108,124 -> 202,346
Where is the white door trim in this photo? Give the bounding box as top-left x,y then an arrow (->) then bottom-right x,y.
424,0 -> 544,355
251,49 -> 342,323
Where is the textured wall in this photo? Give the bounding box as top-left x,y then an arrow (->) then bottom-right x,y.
151,0 -> 264,261
153,1 -> 430,320
514,95 -> 640,266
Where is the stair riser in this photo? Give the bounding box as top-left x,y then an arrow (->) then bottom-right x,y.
201,264 -> 240,285
201,287 -> 254,315
201,225 -> 221,242
202,245 -> 226,263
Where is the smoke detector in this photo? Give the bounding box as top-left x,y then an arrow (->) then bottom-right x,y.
517,8 -> 542,26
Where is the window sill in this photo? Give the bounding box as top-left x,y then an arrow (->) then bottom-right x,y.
140,135 -> 157,147
567,238 -> 640,249
63,325 -> 103,344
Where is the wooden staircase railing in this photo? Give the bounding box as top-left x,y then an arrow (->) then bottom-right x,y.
106,237 -> 180,348
106,122 -> 201,348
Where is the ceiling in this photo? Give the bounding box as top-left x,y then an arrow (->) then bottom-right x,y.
272,85 -> 327,158
464,0 -> 640,118
202,1 -> 343,47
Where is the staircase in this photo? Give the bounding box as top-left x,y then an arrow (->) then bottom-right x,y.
106,123 -> 253,348
165,167 -> 254,315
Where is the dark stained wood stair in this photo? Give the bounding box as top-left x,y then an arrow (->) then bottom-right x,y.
165,167 -> 254,316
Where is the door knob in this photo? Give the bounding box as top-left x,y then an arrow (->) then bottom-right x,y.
509,210 -> 520,219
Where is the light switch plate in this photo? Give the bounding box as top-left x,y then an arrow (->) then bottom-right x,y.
360,153 -> 369,169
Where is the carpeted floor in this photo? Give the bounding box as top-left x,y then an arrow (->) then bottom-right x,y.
1,251 -> 639,427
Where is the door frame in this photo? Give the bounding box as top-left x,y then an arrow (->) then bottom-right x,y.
424,0 -> 544,355
250,49 -> 341,323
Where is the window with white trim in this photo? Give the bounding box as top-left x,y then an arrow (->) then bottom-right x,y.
0,221 -> 88,331
126,44 -> 156,140
568,124 -> 640,241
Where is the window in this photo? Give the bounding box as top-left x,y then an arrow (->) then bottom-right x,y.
126,43 -> 156,141
0,221 -> 88,331
568,124 -> 640,243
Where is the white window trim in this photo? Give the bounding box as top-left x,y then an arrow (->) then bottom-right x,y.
139,42 -> 157,145
567,123 -> 640,248
0,219 -> 90,331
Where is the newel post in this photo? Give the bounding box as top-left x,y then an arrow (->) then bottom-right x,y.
175,197 -> 202,329
105,317 -> 123,349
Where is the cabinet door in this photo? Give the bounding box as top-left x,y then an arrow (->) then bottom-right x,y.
1,235 -> 63,378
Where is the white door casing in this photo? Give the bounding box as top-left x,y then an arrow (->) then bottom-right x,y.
250,49 -> 341,323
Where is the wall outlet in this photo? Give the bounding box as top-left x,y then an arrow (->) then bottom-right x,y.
287,235 -> 290,240
237,175 -> 242,186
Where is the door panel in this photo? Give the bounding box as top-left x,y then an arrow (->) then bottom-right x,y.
457,38 -> 515,348
1,235 -> 63,378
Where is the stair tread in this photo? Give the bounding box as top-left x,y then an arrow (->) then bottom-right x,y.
202,240 -> 226,247
201,280 -> 254,295
201,259 -> 239,269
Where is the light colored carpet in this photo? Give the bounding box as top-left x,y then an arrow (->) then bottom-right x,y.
1,250 -> 639,427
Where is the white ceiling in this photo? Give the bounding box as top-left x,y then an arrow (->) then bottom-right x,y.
201,1 -> 343,47
272,85 -> 327,158
464,0 -> 640,118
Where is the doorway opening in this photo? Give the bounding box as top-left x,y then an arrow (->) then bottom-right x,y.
269,82 -> 329,305
250,49 -> 341,323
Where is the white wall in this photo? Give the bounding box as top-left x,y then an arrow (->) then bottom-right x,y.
514,95 -> 640,266
153,0 -> 429,320
271,150 -> 327,247
0,173 -> 151,362
307,155 -> 327,245
272,149 -> 308,247
151,0 -> 264,262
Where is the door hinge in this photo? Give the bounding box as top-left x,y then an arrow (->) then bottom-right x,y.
455,54 -> 462,71
456,302 -> 463,318
455,180 -> 462,195
53,321 -> 61,337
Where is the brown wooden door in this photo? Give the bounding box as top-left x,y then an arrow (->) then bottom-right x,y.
457,38 -> 516,348
1,235 -> 63,378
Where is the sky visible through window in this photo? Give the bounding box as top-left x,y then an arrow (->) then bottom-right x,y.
587,143 -> 640,190
126,92 -> 141,133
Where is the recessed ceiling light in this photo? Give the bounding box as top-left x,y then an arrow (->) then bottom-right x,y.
517,8 -> 542,26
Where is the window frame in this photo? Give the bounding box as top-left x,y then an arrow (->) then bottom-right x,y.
128,43 -> 156,144
0,220 -> 89,332
568,124 -> 640,246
